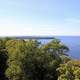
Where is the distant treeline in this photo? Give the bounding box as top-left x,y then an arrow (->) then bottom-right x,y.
0,38 -> 80,80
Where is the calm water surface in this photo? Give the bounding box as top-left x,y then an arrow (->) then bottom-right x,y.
39,36 -> 80,59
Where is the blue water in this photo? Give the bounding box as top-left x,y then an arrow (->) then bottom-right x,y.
57,36 -> 80,59
39,36 -> 80,59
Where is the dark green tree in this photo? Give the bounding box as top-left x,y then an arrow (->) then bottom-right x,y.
22,40 -> 60,80
0,39 -> 8,80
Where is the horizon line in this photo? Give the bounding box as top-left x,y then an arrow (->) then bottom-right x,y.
0,35 -> 80,39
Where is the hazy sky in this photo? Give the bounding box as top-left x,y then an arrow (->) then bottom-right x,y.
0,0 -> 80,36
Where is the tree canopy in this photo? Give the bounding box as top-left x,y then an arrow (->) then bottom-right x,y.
0,37 -> 79,80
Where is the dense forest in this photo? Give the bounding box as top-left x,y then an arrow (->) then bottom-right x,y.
0,38 -> 80,80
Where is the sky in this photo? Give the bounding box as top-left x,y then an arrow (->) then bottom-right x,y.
0,0 -> 80,36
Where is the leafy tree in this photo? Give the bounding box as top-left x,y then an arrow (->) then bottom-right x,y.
5,39 -> 27,80
3,38 -> 70,80
42,38 -> 69,62
57,60 -> 80,80
22,40 -> 60,80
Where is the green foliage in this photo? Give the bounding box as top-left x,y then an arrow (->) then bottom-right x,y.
5,62 -> 23,80
0,39 -> 8,80
23,40 -> 60,80
57,61 -> 80,80
42,38 -> 69,62
0,38 -> 71,80
5,39 -> 27,80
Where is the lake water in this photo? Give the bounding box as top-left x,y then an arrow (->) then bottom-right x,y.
38,36 -> 80,59
23,36 -> 80,59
